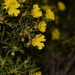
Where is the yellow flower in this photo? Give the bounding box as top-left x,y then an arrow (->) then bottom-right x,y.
37,21 -> 47,33
31,4 -> 42,18
4,0 -> 20,16
45,9 -> 55,20
52,28 -> 60,40
32,71 -> 42,75
11,52 -> 15,56
8,8 -> 20,16
41,4 -> 51,11
32,34 -> 46,50
58,1 -> 66,11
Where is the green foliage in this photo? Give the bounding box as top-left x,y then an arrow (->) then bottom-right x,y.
0,0 -> 44,75
0,52 -> 38,75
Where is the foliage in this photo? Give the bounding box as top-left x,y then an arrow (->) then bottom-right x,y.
0,0 -> 55,75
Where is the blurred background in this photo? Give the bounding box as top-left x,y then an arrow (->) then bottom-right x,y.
31,0 -> 75,75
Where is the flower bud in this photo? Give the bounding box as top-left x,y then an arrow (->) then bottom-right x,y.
13,46 -> 18,51
21,37 -> 25,42
11,52 -> 15,56
19,32 -> 23,36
